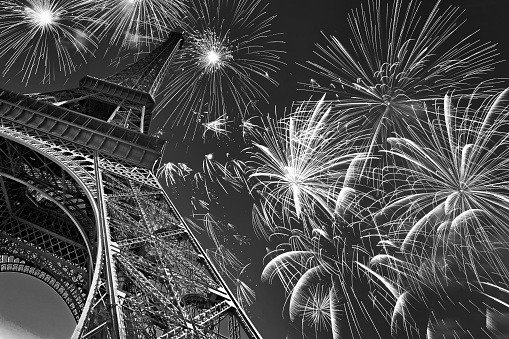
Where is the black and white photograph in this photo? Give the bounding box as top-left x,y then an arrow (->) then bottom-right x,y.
0,0 -> 509,338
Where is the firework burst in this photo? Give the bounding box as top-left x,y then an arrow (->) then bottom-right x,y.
248,97 -> 362,229
380,88 -> 509,285
261,224 -> 391,338
83,0 -> 186,48
0,0 -> 97,84
304,0 -> 499,174
202,114 -> 231,138
291,282 -> 334,335
154,0 -> 283,140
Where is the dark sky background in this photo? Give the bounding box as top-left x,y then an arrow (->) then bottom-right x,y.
1,1 -> 509,339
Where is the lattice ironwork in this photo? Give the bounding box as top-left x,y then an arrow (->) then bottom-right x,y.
104,32 -> 184,98
0,29 -> 262,339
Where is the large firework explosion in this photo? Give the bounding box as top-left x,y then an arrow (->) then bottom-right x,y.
357,88 -> 509,338
303,0 -> 500,177
370,247 -> 509,338
148,0 -> 509,336
153,0 -> 283,141
0,0 -> 96,84
380,89 -> 509,283
253,86 -> 509,338
247,97 -> 364,231
370,233 -> 509,336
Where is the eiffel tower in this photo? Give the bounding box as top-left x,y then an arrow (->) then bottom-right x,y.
0,31 -> 263,339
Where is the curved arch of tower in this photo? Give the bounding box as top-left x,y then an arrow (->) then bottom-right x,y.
0,32 -> 262,339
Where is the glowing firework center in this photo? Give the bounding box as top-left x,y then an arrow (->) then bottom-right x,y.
24,3 -> 60,28
194,30 -> 233,73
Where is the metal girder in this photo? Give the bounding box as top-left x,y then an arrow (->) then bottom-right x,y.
0,92 -> 164,168
92,169 -> 263,339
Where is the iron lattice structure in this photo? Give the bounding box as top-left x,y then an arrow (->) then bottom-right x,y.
0,32 -> 262,339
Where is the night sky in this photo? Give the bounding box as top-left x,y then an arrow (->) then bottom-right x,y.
1,0 -> 509,339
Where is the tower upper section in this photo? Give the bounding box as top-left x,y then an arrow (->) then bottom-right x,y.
77,31 -> 183,133
0,32 -> 184,169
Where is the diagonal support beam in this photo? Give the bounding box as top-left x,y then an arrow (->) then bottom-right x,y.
0,176 -> 12,214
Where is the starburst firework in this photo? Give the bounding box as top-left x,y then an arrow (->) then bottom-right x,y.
0,0 -> 96,84
83,0 -> 186,48
304,0 -> 499,173
248,97 -> 362,228
292,283 -> 333,335
380,89 -> 509,284
202,114 -> 231,138
361,88 -> 509,335
154,0 -> 283,140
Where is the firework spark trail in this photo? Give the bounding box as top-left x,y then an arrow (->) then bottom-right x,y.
240,116 -> 262,141
154,0 -> 283,140
183,216 -> 204,233
224,159 -> 251,193
248,96 -> 363,230
303,0 -> 500,178
156,162 -> 193,185
202,154 -> 236,200
202,114 -> 231,138
190,197 -> 209,216
82,0 -> 186,49
378,89 -> 509,286
208,244 -> 244,273
235,275 -> 256,308
197,212 -> 229,249
0,0 -> 97,84
251,203 -> 275,241
208,248 -> 256,308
